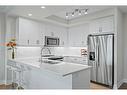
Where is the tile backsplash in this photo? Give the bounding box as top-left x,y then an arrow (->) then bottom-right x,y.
15,46 -> 87,58
50,47 -> 87,57
15,47 -> 41,58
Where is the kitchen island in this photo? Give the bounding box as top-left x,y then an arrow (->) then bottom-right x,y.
7,57 -> 91,89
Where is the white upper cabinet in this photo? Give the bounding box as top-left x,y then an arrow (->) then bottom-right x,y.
68,24 -> 89,47
68,16 -> 114,47
89,16 -> 114,33
16,16 -> 114,47
100,16 -> 114,33
45,23 -> 67,46
16,18 -> 45,46
16,17 -> 67,46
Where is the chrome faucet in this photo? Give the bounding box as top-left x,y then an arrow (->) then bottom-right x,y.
40,46 -> 51,64
40,47 -> 51,56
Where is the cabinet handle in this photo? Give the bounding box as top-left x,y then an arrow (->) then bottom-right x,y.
27,40 -> 29,45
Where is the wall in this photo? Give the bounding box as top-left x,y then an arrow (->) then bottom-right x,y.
6,16 -> 17,59
0,13 -> 6,84
115,8 -> 124,88
6,16 -> 16,42
123,13 -> 127,81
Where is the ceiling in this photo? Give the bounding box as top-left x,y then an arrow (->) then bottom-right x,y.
0,6 -> 127,26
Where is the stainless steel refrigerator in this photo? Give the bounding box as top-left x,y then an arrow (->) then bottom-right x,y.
87,33 -> 114,88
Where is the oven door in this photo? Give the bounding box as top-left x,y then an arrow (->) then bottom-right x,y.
45,36 -> 59,46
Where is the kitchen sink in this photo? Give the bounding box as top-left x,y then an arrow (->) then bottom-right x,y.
39,60 -> 60,64
41,55 -> 54,57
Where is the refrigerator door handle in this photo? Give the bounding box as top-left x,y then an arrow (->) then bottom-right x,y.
98,47 -> 100,67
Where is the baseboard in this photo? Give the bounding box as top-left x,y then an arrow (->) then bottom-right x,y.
123,79 -> 127,83
6,80 -> 13,84
117,80 -> 123,88
0,80 -> 5,84
117,79 -> 127,88
0,80 -> 13,85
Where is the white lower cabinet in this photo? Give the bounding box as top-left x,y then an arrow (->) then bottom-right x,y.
23,67 -> 90,89
63,56 -> 88,65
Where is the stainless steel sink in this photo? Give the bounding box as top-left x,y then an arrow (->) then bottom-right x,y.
41,55 -> 54,57
38,60 -> 60,64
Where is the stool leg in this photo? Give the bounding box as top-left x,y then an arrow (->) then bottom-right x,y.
12,69 -> 18,89
18,71 -> 23,89
11,69 -> 15,89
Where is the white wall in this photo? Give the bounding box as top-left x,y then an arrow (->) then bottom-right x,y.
0,13 -> 6,84
6,16 -> 16,42
123,13 -> 127,81
115,8 -> 124,88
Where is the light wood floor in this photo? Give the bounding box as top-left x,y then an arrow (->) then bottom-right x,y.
0,83 -> 127,89
0,83 -> 111,89
0,83 -> 112,89
90,83 -> 110,89
0,84 -> 12,89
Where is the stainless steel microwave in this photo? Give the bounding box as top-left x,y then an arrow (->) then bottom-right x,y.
45,36 -> 59,46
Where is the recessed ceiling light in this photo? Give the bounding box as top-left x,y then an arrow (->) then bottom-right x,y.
66,13 -> 69,19
84,11 -> 88,15
84,9 -> 88,14
72,12 -> 74,17
79,11 -> 81,15
41,6 -> 45,9
28,13 -> 32,16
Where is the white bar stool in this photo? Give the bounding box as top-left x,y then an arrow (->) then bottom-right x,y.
7,61 -> 26,89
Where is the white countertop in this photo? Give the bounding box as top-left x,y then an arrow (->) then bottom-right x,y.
8,57 -> 91,77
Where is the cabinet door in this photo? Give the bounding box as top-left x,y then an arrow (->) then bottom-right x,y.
45,24 -> 55,37
100,16 -> 114,33
28,20 -> 40,45
53,27 -> 67,47
18,18 -> 32,45
90,16 -> 114,34
68,24 -> 89,47
17,18 -> 45,46
89,20 -> 100,33
45,23 -> 67,46
39,23 -> 45,46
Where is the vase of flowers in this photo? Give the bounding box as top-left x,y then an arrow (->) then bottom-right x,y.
7,39 -> 16,59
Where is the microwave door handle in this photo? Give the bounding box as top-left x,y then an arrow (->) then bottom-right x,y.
58,38 -> 60,45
